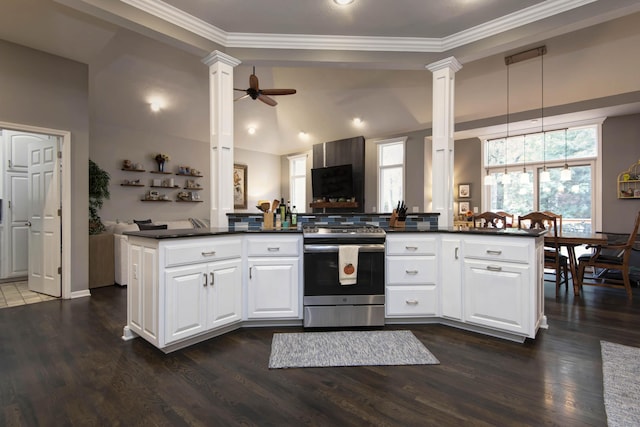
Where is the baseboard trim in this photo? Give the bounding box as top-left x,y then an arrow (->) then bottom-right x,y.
70,289 -> 91,299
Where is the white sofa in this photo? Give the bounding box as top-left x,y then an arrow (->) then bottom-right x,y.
104,219 -> 200,286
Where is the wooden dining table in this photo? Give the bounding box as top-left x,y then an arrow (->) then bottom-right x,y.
544,231 -> 608,296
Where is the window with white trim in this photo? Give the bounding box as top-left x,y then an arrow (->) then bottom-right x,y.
288,154 -> 307,213
377,138 -> 405,213
483,124 -> 599,232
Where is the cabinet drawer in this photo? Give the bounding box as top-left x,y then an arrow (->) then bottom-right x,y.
164,238 -> 241,267
386,236 -> 437,255
247,236 -> 300,257
386,286 -> 438,317
464,239 -> 529,263
386,256 -> 436,285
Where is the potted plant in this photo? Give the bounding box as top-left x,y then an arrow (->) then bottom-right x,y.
89,159 -> 110,235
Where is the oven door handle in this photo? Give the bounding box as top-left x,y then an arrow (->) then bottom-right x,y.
304,244 -> 385,253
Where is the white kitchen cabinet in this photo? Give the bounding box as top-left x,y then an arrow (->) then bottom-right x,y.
246,235 -> 302,320
440,237 -> 462,320
164,258 -> 242,345
385,234 -> 438,317
125,235 -> 242,351
461,235 -> 544,339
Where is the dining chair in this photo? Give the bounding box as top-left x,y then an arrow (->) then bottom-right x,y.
496,211 -> 514,228
473,211 -> 507,228
576,210 -> 640,300
518,211 -> 569,297
543,211 -> 563,232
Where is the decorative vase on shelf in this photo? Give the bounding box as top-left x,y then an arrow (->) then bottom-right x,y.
157,160 -> 165,172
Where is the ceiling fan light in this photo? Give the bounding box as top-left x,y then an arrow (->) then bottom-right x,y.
560,165 -> 572,181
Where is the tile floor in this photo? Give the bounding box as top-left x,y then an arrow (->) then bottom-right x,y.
0,280 -> 58,309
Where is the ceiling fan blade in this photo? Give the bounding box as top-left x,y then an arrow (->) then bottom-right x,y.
234,88 -> 247,91
249,74 -> 259,91
234,94 -> 250,102
258,94 -> 277,106
260,89 -> 297,96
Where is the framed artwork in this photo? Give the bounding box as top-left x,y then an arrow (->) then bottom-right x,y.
459,201 -> 470,214
458,183 -> 471,199
233,164 -> 247,209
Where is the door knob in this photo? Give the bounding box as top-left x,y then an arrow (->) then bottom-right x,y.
25,221 -> 32,227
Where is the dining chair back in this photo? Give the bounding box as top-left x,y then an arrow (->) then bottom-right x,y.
473,211 -> 507,229
518,211 -> 569,296
543,211 -> 563,232
496,211 -> 514,227
577,210 -> 640,300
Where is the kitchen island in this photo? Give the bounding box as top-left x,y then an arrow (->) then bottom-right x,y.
122,225 -> 546,352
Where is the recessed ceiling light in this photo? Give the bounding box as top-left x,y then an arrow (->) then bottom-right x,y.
150,102 -> 161,112
299,131 -> 308,139
352,117 -> 363,126
247,126 -> 256,135
334,0 -> 354,5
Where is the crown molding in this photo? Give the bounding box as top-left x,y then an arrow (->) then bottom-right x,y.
121,0 -> 598,53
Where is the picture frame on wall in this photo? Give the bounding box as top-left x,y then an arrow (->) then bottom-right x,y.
458,183 -> 471,199
233,164 -> 247,209
459,201 -> 470,214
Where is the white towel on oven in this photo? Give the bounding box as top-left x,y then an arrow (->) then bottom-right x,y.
338,245 -> 359,285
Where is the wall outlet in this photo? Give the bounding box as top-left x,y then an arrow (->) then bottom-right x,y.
412,206 -> 419,212
133,264 -> 138,280
473,206 -> 479,213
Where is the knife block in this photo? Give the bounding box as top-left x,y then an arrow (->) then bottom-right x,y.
389,210 -> 405,229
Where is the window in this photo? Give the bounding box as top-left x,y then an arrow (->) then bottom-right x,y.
288,154 -> 307,213
377,138 -> 405,213
484,125 -> 598,232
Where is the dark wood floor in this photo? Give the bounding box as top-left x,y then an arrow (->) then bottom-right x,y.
1,281 -> 638,427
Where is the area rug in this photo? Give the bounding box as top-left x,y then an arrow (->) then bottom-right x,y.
268,330 -> 439,369
601,341 -> 640,426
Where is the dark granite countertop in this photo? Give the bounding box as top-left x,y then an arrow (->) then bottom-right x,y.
384,227 -> 546,237
124,227 -> 303,239
125,226 -> 544,239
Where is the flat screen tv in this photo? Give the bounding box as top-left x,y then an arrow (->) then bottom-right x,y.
311,164 -> 354,199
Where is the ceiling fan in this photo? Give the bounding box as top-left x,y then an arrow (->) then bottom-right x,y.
234,67 -> 296,106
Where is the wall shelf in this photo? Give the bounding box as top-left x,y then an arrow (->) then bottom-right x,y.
150,171 -> 172,175
150,185 -> 180,189
184,187 -> 203,190
121,183 -> 144,187
121,168 -> 145,172
617,160 -> 640,199
176,173 -> 203,178
176,199 -> 203,203
141,199 -> 172,202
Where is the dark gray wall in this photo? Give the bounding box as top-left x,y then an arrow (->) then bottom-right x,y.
0,39 -> 89,293
602,113 -> 640,234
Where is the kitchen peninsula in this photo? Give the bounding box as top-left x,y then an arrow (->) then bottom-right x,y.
122,222 -> 547,353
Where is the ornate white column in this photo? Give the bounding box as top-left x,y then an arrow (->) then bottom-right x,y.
202,51 -> 241,228
426,57 -> 462,228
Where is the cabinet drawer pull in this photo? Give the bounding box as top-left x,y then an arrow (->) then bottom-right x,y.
486,265 -> 502,272
405,299 -> 419,305
210,272 -> 214,286
486,249 -> 502,255
201,251 -> 216,257
405,246 -> 418,251
267,247 -> 280,252
405,270 -> 418,275
203,273 -> 208,287
455,247 -> 459,260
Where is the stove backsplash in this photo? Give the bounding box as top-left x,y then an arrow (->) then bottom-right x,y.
227,212 -> 439,231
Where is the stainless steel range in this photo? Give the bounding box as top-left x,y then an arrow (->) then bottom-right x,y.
302,225 -> 386,328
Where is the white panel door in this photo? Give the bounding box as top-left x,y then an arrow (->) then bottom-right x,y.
4,130 -> 33,172
28,139 -> 61,297
7,173 -> 28,277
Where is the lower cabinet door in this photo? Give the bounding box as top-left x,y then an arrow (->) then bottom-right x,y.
247,258 -> 299,319
386,285 -> 438,317
463,259 -> 530,335
164,264 -> 208,345
207,259 -> 242,329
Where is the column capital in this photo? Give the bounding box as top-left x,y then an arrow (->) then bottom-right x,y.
426,56 -> 462,74
202,50 -> 241,68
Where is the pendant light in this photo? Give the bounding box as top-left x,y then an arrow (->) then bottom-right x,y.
519,136 -> 530,184
539,53 -> 550,183
560,128 -> 572,181
502,62 -> 511,185
484,168 -> 495,186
